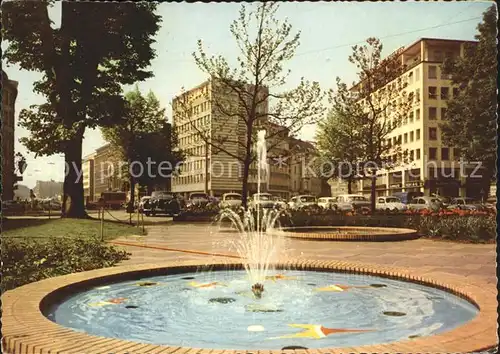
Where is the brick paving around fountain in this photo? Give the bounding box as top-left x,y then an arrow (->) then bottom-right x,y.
2,222 -> 497,353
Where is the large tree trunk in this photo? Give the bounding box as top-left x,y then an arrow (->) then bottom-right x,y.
62,129 -> 88,218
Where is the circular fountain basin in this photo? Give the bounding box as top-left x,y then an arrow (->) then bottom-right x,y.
270,226 -> 418,241
2,261 -> 497,353
46,270 -> 476,349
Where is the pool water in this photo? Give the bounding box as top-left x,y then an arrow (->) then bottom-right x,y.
46,270 -> 478,349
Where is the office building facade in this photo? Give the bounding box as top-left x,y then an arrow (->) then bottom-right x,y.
352,38 -> 484,198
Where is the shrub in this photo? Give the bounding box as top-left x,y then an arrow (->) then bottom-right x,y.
282,208 -> 495,243
2,237 -> 130,292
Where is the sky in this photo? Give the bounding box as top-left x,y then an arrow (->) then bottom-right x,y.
2,0 -> 492,188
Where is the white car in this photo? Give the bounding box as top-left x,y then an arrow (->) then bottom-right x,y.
272,196 -> 287,209
288,195 -> 317,210
333,194 -> 370,212
318,197 -> 336,209
249,193 -> 275,209
376,196 -> 407,211
219,193 -> 242,209
407,196 -> 442,211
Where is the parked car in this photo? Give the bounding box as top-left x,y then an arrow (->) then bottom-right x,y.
318,197 -> 336,209
288,195 -> 317,210
1,200 -> 25,215
433,195 -> 452,209
447,197 -> 485,211
272,196 -> 287,209
333,194 -> 370,212
407,196 -> 443,211
150,191 -> 181,216
138,196 -> 153,216
375,196 -> 407,211
249,193 -> 275,209
392,191 -> 424,205
219,193 -> 242,209
186,192 -> 210,208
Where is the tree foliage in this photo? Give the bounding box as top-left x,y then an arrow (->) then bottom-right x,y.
175,2 -> 326,208
102,87 -> 183,205
329,38 -> 413,210
440,5 -> 497,182
316,109 -> 364,193
2,1 -> 161,217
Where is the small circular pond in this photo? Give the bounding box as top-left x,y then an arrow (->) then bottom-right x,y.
45,269 -> 477,350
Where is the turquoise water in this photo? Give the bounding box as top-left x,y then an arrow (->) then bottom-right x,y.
46,270 -> 477,349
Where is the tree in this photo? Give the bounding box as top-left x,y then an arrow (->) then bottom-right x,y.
316,108 -> 364,194
440,5 -> 497,192
2,1 -> 161,218
175,2 -> 325,209
102,87 -> 183,209
331,38 -> 413,212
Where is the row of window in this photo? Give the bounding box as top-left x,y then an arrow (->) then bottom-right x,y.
428,86 -> 458,100
174,174 -> 205,185
428,147 -> 460,161
387,129 -> 421,147
386,146 -> 460,163
176,115 -> 211,135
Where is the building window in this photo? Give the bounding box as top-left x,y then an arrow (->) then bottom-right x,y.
416,149 -> 421,160
441,107 -> 448,120
415,89 -> 420,102
429,107 -> 437,120
410,131 -> 414,142
409,150 -> 414,161
398,135 -> 402,144
408,72 -> 414,84
409,111 -> 414,123
454,148 -> 461,160
428,66 -> 437,79
453,87 -> 459,98
404,133 -> 408,144
434,50 -> 443,61
416,129 -> 421,140
415,68 -> 420,81
429,127 -> 438,140
429,147 -> 438,160
416,108 -> 420,120
428,86 -> 437,99
441,148 -> 449,160
440,87 -> 449,99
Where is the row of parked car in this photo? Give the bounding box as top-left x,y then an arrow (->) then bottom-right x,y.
136,189 -> 496,217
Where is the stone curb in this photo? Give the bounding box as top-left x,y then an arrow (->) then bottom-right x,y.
2,260 -> 497,353
268,226 -> 419,242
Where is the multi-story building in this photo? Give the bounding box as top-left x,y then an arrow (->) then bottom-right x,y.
33,180 -> 64,199
171,79 -> 290,199
93,144 -> 122,199
82,152 -> 96,203
289,138 -> 330,196
352,38 -> 481,198
1,71 -> 20,200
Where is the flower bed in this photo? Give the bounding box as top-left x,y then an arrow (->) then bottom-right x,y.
280,207 -> 495,243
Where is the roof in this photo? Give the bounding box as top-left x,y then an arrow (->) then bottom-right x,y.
289,137 -> 316,152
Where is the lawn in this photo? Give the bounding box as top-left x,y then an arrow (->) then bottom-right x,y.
2,217 -> 140,291
2,217 -> 143,241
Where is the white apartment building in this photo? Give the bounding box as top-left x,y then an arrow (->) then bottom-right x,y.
171,79 -> 290,198
353,38 -> 484,199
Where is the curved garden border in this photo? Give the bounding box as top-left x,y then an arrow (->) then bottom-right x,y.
269,226 -> 419,241
2,260 -> 497,353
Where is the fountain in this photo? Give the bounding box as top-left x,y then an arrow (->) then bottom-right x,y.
3,132 -> 493,353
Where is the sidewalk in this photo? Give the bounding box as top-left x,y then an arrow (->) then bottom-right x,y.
110,223 -> 497,284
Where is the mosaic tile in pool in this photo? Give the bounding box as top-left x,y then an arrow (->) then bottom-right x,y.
46,270 -> 478,349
